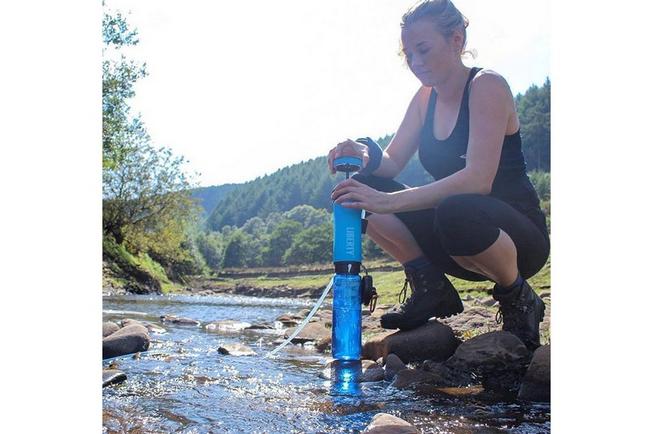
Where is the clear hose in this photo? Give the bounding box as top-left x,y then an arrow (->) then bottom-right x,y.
265,275 -> 335,358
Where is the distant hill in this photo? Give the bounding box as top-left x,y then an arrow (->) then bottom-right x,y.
191,184 -> 240,219
206,134 -> 435,231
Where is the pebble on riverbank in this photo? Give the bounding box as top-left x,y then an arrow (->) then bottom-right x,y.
362,413 -> 419,434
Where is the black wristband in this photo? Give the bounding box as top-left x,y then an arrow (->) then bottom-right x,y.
355,137 -> 383,176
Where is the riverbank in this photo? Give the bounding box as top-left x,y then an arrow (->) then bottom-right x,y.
103,258 -> 551,344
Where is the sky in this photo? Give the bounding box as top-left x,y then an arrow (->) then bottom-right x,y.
106,0 -> 550,187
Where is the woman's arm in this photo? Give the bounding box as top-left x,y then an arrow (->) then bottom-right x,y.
332,71 -> 514,214
388,71 -> 513,211
365,86 -> 430,178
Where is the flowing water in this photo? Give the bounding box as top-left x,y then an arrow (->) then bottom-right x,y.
102,294 -> 550,433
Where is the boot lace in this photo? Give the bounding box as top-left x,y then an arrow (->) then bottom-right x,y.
398,271 -> 443,306
398,277 -> 412,304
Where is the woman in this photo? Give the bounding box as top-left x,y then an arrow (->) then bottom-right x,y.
328,0 -> 549,351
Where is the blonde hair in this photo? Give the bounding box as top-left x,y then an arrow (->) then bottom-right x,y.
400,0 -> 474,59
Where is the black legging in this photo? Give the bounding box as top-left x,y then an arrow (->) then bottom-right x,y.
353,174 -> 550,282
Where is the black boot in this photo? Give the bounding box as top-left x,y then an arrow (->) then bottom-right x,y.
380,265 -> 463,331
493,280 -> 545,351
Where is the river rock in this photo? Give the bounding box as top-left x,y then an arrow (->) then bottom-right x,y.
315,335 -> 331,353
391,360 -> 475,389
363,413 -> 419,434
275,313 -> 302,327
446,331 -> 531,396
144,323 -> 167,334
206,320 -> 252,333
120,318 -> 144,327
103,323 -> 150,359
360,360 -> 385,382
217,343 -> 256,356
362,320 -> 459,363
284,321 -> 330,344
391,368 -> 441,389
103,322 -> 120,337
159,315 -> 200,326
383,353 -> 407,381
420,360 -> 475,387
102,369 -> 127,387
122,318 -> 166,334
518,345 -> 550,402
245,322 -> 274,330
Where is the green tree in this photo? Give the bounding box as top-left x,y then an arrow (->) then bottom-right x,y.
102,9 -> 148,170
528,170 -> 551,201
196,231 -> 225,271
103,144 -> 196,245
263,219 -> 302,266
284,205 -> 330,228
222,231 -> 248,268
516,78 -> 550,171
282,224 -> 332,265
222,230 -> 262,268
241,216 -> 267,238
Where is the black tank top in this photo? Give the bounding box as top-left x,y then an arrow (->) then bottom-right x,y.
418,67 -> 542,215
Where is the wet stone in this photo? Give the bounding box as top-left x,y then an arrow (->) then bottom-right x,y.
421,360 -> 475,387
217,343 -> 256,356
275,313 -> 302,327
245,322 -> 274,330
284,321 -> 330,344
122,318 -> 166,334
360,360 -> 385,382
102,369 -> 127,387
315,336 -> 331,353
103,322 -> 120,338
159,315 -> 200,326
518,344 -> 550,402
446,331 -> 531,397
362,412 -> 419,434
206,320 -> 252,333
383,353 -> 407,381
103,324 -> 150,359
391,368 -> 442,389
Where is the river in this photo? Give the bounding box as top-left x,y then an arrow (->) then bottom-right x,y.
103,294 -> 550,433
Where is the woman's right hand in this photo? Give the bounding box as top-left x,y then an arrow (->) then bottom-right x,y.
327,139 -> 369,174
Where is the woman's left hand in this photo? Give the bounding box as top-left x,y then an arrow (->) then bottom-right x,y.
331,178 -> 394,214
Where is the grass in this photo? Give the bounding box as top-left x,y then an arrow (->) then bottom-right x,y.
193,256 -> 551,303
103,237 -> 178,294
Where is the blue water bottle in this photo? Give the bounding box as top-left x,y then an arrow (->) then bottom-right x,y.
331,156 -> 363,361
